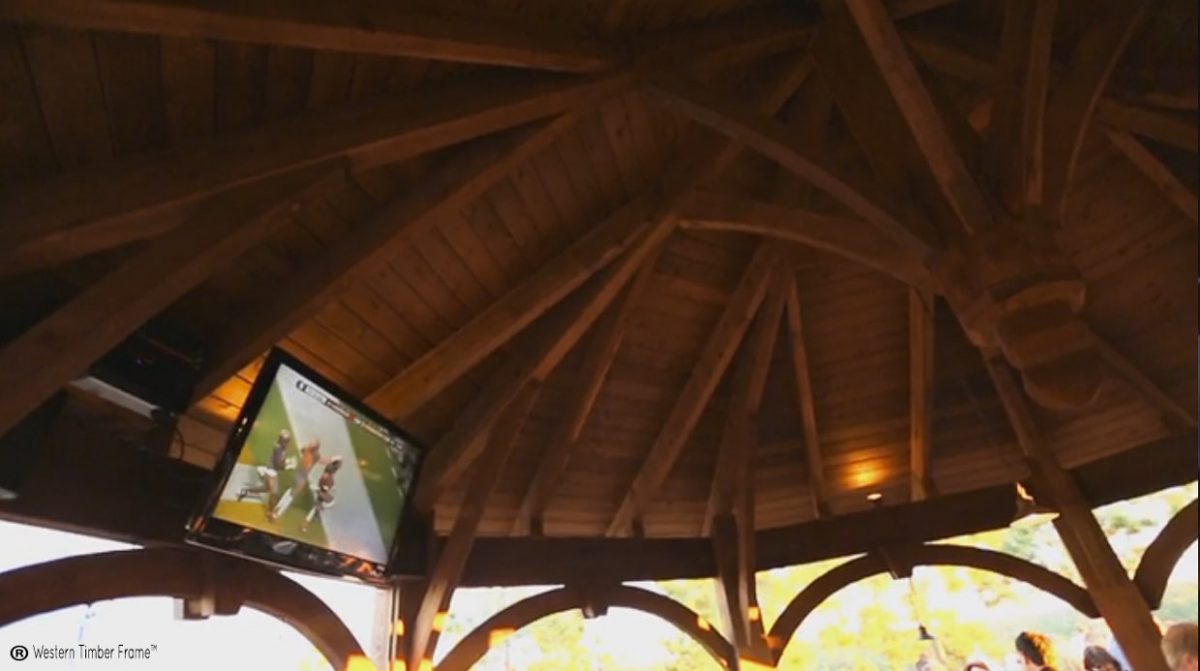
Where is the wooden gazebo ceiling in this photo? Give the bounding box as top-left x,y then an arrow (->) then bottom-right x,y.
0,0 -> 1195,541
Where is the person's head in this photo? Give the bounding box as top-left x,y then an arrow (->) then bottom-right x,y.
278,429 -> 291,442
1083,645 -> 1122,671
1014,632 -> 1058,671
327,456 -> 343,473
1163,623 -> 1198,671
965,663 -> 992,671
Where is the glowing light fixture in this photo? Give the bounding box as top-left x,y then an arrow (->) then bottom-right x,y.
488,628 -> 516,648
345,655 -> 378,671
431,611 -> 448,632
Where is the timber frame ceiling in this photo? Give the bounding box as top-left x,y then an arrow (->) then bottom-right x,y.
0,0 -> 1195,544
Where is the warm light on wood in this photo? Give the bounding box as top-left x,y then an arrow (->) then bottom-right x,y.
393,619 -> 406,637
344,655 -> 378,671
697,616 -> 712,631
488,627 -> 516,648
418,660 -> 433,671
432,611 -> 448,632
391,662 -> 406,671
739,657 -> 774,671
748,606 -> 761,622
765,634 -> 783,650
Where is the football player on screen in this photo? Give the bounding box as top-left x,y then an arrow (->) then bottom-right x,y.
237,429 -> 295,508
269,437 -> 331,521
301,457 -> 342,533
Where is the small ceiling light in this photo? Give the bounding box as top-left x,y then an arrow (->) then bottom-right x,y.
867,492 -> 884,504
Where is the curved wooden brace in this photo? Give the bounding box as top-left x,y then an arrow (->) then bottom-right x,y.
437,584 -> 737,671
0,548 -> 363,669
1134,499 -> 1198,609
766,544 -> 1099,663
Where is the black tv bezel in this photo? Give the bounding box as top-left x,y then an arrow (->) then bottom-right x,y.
186,348 -> 428,584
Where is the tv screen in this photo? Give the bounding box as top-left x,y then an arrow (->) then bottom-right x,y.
187,350 -> 425,583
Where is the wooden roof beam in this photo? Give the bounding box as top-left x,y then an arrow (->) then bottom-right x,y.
819,0 -> 993,234
406,382 -> 541,668
0,0 -> 618,73
985,0 -> 1057,212
0,166 -> 338,438
1095,99 -> 1198,153
511,255 -> 659,535
193,118 -> 576,401
1086,327 -> 1198,431
0,73 -> 629,270
703,268 -> 788,536
1101,128 -> 1197,223
784,276 -> 829,518
607,246 -> 777,537
908,287 -> 935,501
676,190 -> 932,287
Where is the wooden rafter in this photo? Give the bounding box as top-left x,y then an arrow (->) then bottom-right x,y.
676,190 -> 932,287
985,0 -> 1057,212
1101,128 -> 1197,223
784,276 -> 829,518
1086,327 -> 1198,430
819,0 -> 993,234
607,246 -> 777,537
0,165 -> 338,437
406,382 -> 541,668
512,253 -> 659,535
1096,99 -> 1198,153
1042,0 -> 1149,219
908,287 -> 935,501
645,70 -> 933,257
703,268 -> 788,535
192,118 -> 576,401
0,73 -> 629,264
0,0 -> 618,72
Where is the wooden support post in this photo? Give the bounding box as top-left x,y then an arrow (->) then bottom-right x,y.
785,277 -> 829,518
985,356 -> 1169,671
909,287 -> 935,501
712,514 -> 771,667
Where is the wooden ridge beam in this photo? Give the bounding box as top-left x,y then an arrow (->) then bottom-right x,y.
0,0 -> 618,72
645,70 -> 933,258
1101,127 -> 1197,223
1086,327 -> 1198,430
0,72 -> 629,260
1041,0 -> 1149,220
193,118 -> 576,401
406,382 -> 541,668
512,254 -> 659,535
607,246 -> 777,537
985,0 -> 1057,212
908,287 -> 935,501
676,190 -> 932,287
820,0 -> 993,234
784,276 -> 829,518
703,268 -> 788,535
0,165 -> 338,438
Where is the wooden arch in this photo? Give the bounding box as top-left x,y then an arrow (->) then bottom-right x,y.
765,544 -> 1099,664
436,584 -> 737,671
1134,499 -> 1199,609
0,548 -> 364,669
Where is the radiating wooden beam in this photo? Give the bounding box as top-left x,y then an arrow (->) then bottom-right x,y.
908,287 -> 935,501
703,269 -> 787,535
511,255 -> 659,535
0,0 -> 619,72
1096,99 -> 1198,153
1102,127 -> 1197,223
1042,0 -> 1149,220
0,165 -> 339,438
0,73 -> 629,262
784,277 -> 829,518
193,118 -> 577,401
406,382 -> 541,668
607,246 -> 777,537
819,0 -> 993,234
676,190 -> 932,287
645,71 -> 933,256
1086,327 -> 1198,430
639,8 -> 815,72
986,0 -> 1057,211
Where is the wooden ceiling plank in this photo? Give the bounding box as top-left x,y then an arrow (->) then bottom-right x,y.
676,190 -> 932,287
0,73 -> 629,264
820,0 -> 993,234
193,118 -> 577,402
703,267 -> 788,536
785,276 -> 829,518
0,165 -> 339,437
645,69 -> 935,259
1101,127 -> 1197,223
908,286 -> 935,501
512,253 -> 660,535
407,381 -> 541,667
1087,327 -> 1197,430
606,245 -> 777,537
0,0 -> 617,72
985,0 -> 1057,212
1042,0 -> 1149,220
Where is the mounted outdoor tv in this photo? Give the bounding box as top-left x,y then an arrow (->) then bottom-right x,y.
187,349 -> 426,583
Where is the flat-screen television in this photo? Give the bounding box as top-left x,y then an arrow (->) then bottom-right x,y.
186,349 -> 426,583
